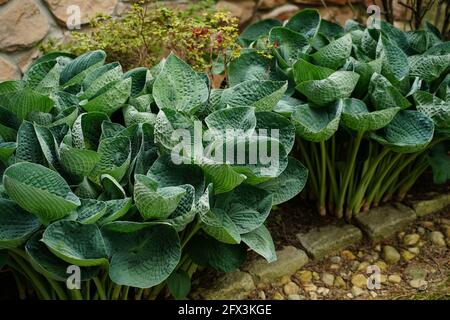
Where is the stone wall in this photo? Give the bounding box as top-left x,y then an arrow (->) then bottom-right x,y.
0,0 -> 408,81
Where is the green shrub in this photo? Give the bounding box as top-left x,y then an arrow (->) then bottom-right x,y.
0,50 -> 308,300
41,1 -> 240,74
235,9 -> 450,219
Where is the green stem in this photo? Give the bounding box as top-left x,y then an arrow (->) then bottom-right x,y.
70,289 -> 83,300
181,223 -> 201,249
148,282 -> 165,300
111,284 -> 122,300
93,277 -> 107,300
48,279 -> 68,300
319,140 -> 327,216
122,286 -> 130,300
298,140 -> 319,197
135,288 -> 144,300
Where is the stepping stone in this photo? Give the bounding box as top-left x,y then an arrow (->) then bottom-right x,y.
412,194 -> 450,217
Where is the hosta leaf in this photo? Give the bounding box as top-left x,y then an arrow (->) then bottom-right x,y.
285,9 -> 321,38
123,105 -> 156,127
134,174 -> 186,220
0,106 -> 20,141
42,220 -> 108,266
255,111 -> 295,154
59,50 -> 106,87
409,54 -> 450,82
72,112 -> 109,150
257,156 -> 308,205
24,57 -> 70,95
205,106 -> 256,139
268,27 -> 309,66
154,109 -> 196,150
369,73 -> 411,110
292,100 -> 343,142
274,96 -> 304,116
153,54 -> 208,114
428,141 -> 450,184
344,57 -> 382,98
59,144 -> 100,180
3,162 -> 80,223
163,185 -> 196,231
201,163 -> 246,195
239,19 -> 282,46
312,34 -> 352,69
80,78 -> 132,115
342,98 -> 400,132
80,63 -> 123,100
228,51 -> 276,86
99,174 -> 127,200
407,30 -> 440,54
0,199 -> 40,249
97,198 -> 132,225
186,234 -> 246,272
76,199 -> 107,224
318,19 -> 345,39
296,71 -> 359,106
124,67 -> 149,97
101,222 -> 180,288
241,225 -> 276,263
293,58 -> 334,84
167,270 -> 191,300
0,251 -> 7,270
0,142 -> 16,162
371,110 -> 434,153
414,91 -> 450,128
379,36 -> 409,82
0,88 -> 54,120
25,232 -> 100,282
220,80 -> 287,112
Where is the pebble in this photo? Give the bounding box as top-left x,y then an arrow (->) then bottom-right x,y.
363,254 -> 375,263
409,279 -> 428,290
273,292 -> 285,300
312,272 -> 320,281
334,276 -> 346,289
408,247 -> 420,255
357,261 -> 370,272
288,294 -> 305,300
280,275 -> 291,285
330,264 -> 340,270
351,286 -> 365,297
346,293 -> 353,299
283,282 -> 300,295
317,287 -> 330,296
430,231 -> 446,247
388,274 -> 402,284
342,250 -> 356,260
257,283 -> 267,290
374,244 -> 381,252
330,256 -> 341,264
398,231 -> 405,240
296,270 -> 312,284
303,283 -> 317,292
369,291 -> 378,298
405,264 -> 428,281
351,274 -> 367,288
421,221 -> 434,229
403,233 -> 420,246
401,250 -> 416,261
441,218 -> 450,225
321,272 -> 335,287
443,226 -> 450,238
258,291 -> 266,300
375,260 -> 387,271
382,245 -> 401,264
309,292 -> 318,300
417,227 -> 426,235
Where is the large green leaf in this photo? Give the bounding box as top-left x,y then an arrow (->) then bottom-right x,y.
228,51 -> 277,86
154,109 -> 197,150
312,33 -> 352,69
268,27 -> 309,66
428,141 -> 450,184
80,62 -> 123,100
72,112 -> 109,150
368,73 -> 411,110
241,225 -> 276,263
0,88 -> 54,120
59,50 -> 106,87
3,162 -> 80,223
0,199 -> 40,249
379,36 -> 409,82
42,220 -> 108,266
24,57 -> 70,95
285,9 -> 321,38
153,54 -> 208,114
167,270 -> 191,300
239,19 -> 282,46
409,54 -> 450,82
414,91 -> 450,129
255,111 -> 295,154
293,58 -> 334,84
296,71 -> 359,106
205,106 -> 256,139
370,110 -> 434,153
97,198 -> 132,225
101,222 -> 181,288
342,98 -> 400,132
59,144 -> 100,180
292,100 -> 343,142
76,199 -> 107,224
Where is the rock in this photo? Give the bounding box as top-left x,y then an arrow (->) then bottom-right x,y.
441,218 -> 450,225
297,224 -> 362,260
409,279 -> 428,290
309,291 -> 318,300
303,283 -> 317,292
388,274 -> 402,283
357,261 -> 370,272
374,244 -> 381,252
330,264 -> 340,270
403,233 -> 420,246
317,287 -> 330,296
405,264 -> 428,281
259,0 -> 287,9
321,272 -> 335,287
243,246 -> 309,283
346,292 -> 354,299
351,274 -> 367,289
355,204 -> 417,241
421,221 -> 434,229
261,4 -> 299,21
417,227 -> 426,235
198,271 -> 255,300
375,261 -> 388,271
288,294 -> 305,300
444,226 -> 450,238
350,260 -> 361,271
351,286 -> 365,297
430,231 -> 446,247
330,256 -> 342,264
296,270 -> 312,284
370,291 -> 378,298
398,231 -> 406,240
283,282 -> 300,295
401,250 -> 416,261
312,272 -> 320,281
408,247 -> 420,255
0,56 -> 20,81
43,0 -> 118,26
16,49 -> 41,73
341,250 -> 356,260
280,275 -> 291,285
0,0 -> 49,51
382,246 -> 401,264
380,274 -> 387,283
412,194 -> 450,216
0,0 -> 9,5
363,254 -> 375,263
273,291 -> 285,300
334,276 -> 346,288
216,0 -> 255,24
258,291 -> 266,300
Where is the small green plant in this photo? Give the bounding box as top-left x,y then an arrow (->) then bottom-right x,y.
41,1 -> 240,78
235,9 -> 450,219
0,50 -> 307,300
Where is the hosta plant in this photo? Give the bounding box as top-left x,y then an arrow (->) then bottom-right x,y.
234,10 -> 450,219
0,50 -> 308,300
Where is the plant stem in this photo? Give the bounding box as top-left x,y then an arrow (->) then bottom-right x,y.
298,140 -> 319,197
111,284 -> 122,300
319,140 -> 327,216
93,276 -> 107,300
48,279 -> 68,300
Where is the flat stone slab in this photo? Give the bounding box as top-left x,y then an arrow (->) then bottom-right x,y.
242,246 -> 308,283
296,224 -> 362,260
195,271 -> 255,300
355,203 -> 416,241
412,194 -> 450,217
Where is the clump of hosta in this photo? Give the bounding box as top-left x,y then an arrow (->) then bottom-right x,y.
0,50 -> 308,300
235,9 -> 450,219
